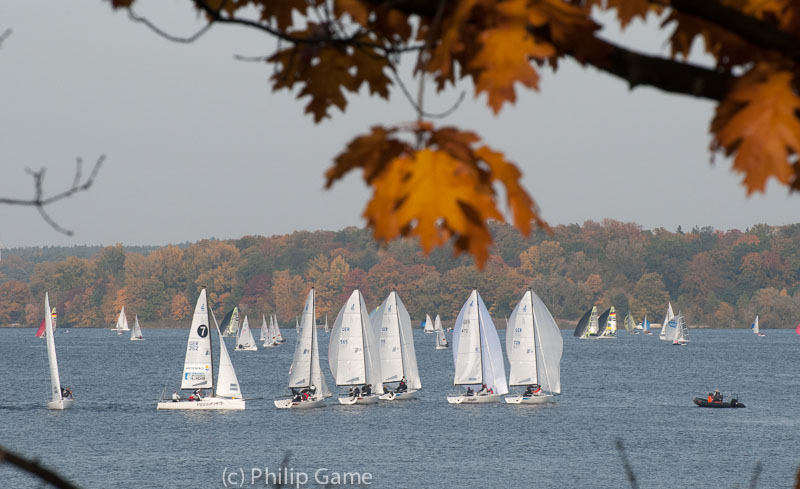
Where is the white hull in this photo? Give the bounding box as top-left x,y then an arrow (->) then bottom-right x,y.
262,343 -> 278,348
274,397 -> 325,409
157,397 -> 245,411
446,393 -> 502,404
47,399 -> 74,410
378,390 -> 418,401
504,394 -> 554,404
337,394 -> 379,405
130,337 -> 144,341
234,345 -> 257,352
435,344 -> 449,350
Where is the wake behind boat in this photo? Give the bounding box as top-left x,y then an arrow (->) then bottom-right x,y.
156,288 -> 245,411
447,290 -> 507,404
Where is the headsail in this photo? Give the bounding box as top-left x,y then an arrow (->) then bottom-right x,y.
288,288 -> 331,397
660,303 -> 674,339
211,309 -> 242,398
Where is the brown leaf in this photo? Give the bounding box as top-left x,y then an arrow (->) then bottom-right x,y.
326,126 -> 411,187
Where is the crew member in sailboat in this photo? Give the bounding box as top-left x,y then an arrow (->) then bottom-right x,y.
396,378 -> 407,393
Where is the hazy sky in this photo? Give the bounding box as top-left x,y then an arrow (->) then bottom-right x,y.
1,1 -> 798,249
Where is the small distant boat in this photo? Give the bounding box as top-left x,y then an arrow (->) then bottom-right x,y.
659,303 -> 675,341
423,314 -> 435,333
156,288 -> 245,410
324,314 -> 329,333
434,314 -> 449,350
259,314 -> 268,343
43,292 -> 73,410
274,288 -> 331,409
693,393 -> 745,408
447,290 -> 507,404
274,314 -> 285,343
130,314 -> 144,341
234,316 -> 258,351
329,289 -> 384,405
504,289 -> 563,404
597,307 -> 617,339
220,306 -> 240,337
623,313 -> 638,334
263,315 -> 278,348
112,307 -> 129,335
642,316 -> 652,335
574,306 -> 599,339
672,314 -> 689,345
752,315 -> 766,337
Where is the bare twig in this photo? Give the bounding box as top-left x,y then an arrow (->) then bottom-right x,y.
0,445 -> 82,489
615,439 -> 639,489
0,155 -> 105,236
128,9 -> 212,44
389,64 -> 465,119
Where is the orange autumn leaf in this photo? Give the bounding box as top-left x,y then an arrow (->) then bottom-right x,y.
326,126 -> 411,186
711,65 -> 800,192
471,0 -> 555,112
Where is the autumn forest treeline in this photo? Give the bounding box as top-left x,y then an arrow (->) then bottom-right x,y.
1,221 -> 799,329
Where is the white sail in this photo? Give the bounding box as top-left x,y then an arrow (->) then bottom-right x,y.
587,307 -> 599,335
211,309 -> 242,398
507,290 -> 563,394
235,316 -> 257,350
435,315 -> 448,348
663,317 -> 679,341
373,291 -> 422,390
452,290 -> 508,395
44,292 -> 63,403
328,290 -> 383,394
271,315 -> 280,343
274,315 -> 284,342
180,289 -> 213,390
115,307 -> 130,332
130,314 -> 144,340
424,314 -> 435,333
660,302 -> 674,339
288,288 -> 331,396
324,314 -> 329,333
752,315 -> 760,334
260,315 -> 267,342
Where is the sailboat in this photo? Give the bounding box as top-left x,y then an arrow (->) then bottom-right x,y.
597,307 -> 617,339
324,314 -> 329,333
423,314 -> 435,333
328,289 -> 383,405
130,314 -> 144,341
275,288 -> 331,408
373,291 -> 422,400
752,315 -> 766,337
263,315 -> 278,348
35,306 -> 57,338
234,316 -> 258,351
447,290 -> 508,404
505,289 -> 563,404
112,307 -> 130,335
434,314 -> 449,350
259,314 -> 268,343
273,314 -> 285,343
672,314 -> 689,345
157,288 -> 245,410
295,316 -> 300,333
43,292 -> 73,410
623,313 -> 638,334
573,306 -> 599,339
220,306 -> 240,337
642,316 -> 652,335
659,303 -> 675,340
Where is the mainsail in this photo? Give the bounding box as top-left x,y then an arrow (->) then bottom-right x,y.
235,316 -> 257,350
451,290 -> 508,395
660,303 -> 675,340
130,314 -> 144,340
623,313 -> 636,333
180,289 -> 213,390
434,314 -> 448,348
44,292 -> 63,403
220,307 -> 240,337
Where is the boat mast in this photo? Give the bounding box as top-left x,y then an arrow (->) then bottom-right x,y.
475,293 -> 485,386
207,288 -> 216,398
394,291 -> 406,381
360,295 -> 370,386
308,288 -> 315,389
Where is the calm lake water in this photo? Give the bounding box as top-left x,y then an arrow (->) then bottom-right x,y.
1,327 -> 798,488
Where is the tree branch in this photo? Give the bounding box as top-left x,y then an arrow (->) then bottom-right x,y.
0,28 -> 11,48
0,445 -> 82,489
128,9 -> 212,43
666,0 -> 800,61
0,155 -> 105,236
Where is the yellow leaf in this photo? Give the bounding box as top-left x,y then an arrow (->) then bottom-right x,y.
712,65 -> 800,192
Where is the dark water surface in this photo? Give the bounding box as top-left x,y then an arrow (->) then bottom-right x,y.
1,327 -> 798,488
